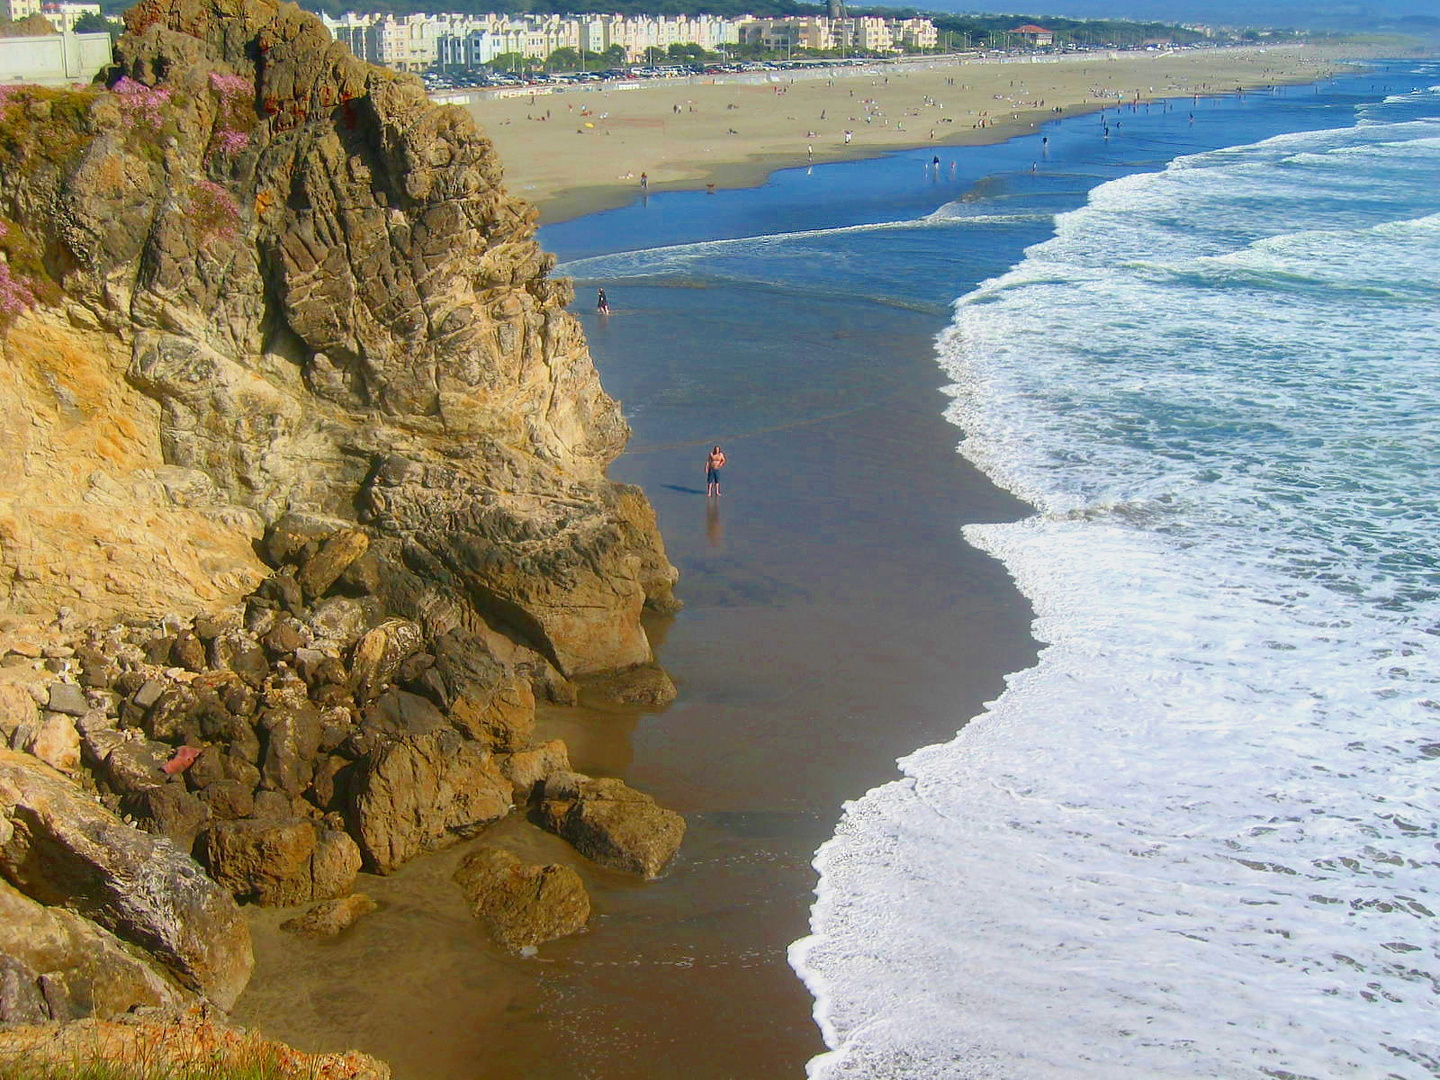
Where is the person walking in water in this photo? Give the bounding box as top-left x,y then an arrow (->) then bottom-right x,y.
596,288 -> 610,315
706,445 -> 727,498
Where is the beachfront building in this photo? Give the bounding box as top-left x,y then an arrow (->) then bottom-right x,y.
38,1 -> 100,33
326,10 -> 939,72
1010,24 -> 1054,48
0,0 -> 41,19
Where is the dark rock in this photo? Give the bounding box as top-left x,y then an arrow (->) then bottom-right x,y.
170,632 -> 207,674
86,733 -> 172,796
534,771 -> 685,879
347,728 -> 511,874
210,633 -> 270,689
260,619 -> 306,660
227,725 -> 261,766
121,784 -> 210,852
0,953 -> 51,1024
258,699 -> 323,797
362,689 -> 447,739
263,515 -> 339,569
349,619 -> 424,704
452,847 -> 588,950
577,663 -> 679,710
144,636 -> 176,666
308,754 -> 351,811
46,683 -> 89,718
337,551 -> 383,596
0,749 -> 253,1009
142,685 -> 200,744
195,780 -> 255,821
131,679 -> 167,711
297,529 -> 370,601
250,790 -> 295,821
74,647 -> 118,690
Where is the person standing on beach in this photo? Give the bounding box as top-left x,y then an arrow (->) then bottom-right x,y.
706,445 -> 727,498
597,289 -> 610,315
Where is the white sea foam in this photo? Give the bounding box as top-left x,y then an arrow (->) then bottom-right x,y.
793,92 -> 1440,1079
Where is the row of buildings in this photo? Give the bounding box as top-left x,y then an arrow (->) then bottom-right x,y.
1,0 -> 102,33
321,11 -> 940,72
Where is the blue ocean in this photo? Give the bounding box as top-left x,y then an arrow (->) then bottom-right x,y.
544,58 -> 1440,1079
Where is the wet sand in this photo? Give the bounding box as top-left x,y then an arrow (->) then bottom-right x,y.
233,282 -> 1039,1077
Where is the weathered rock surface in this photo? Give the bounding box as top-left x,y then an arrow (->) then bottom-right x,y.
348,728 -> 511,873
201,818 -> 360,906
0,878 -> 190,1020
0,0 -> 676,674
279,893 -> 377,938
0,749 -> 253,1009
0,1005 -> 391,1079
534,771 -> 685,879
452,846 -> 589,950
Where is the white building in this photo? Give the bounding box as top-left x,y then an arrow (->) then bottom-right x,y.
1,0 -> 42,20
326,9 -> 936,73
39,1 -> 100,33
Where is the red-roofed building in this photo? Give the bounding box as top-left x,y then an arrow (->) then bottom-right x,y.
1011,24 -> 1053,47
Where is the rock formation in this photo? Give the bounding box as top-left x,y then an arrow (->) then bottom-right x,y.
452,846 -> 589,950
0,0 -> 688,1034
0,0 -> 678,676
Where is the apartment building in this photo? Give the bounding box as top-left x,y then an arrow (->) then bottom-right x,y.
40,2 -> 101,33
323,10 -> 938,71
1,0 -> 42,20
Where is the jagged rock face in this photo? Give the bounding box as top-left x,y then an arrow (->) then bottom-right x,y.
0,749 -> 253,1010
0,0 -> 677,673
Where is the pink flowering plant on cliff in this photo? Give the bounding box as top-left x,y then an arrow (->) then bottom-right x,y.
207,71 -> 255,161
111,75 -> 173,131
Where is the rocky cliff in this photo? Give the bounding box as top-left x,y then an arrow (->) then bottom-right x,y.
0,0 -> 677,676
0,0 -> 684,1032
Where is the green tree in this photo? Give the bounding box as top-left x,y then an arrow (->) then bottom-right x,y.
600,43 -> 628,67
642,45 -> 666,63
546,46 -> 580,70
72,10 -> 121,37
488,51 -> 527,72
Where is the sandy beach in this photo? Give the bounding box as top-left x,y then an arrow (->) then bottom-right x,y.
466,44 -> 1366,221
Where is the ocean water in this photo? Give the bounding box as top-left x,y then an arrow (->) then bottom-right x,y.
791,67 -> 1440,1078
543,59 -> 1440,1079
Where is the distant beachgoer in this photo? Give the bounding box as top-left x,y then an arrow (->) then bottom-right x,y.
640,172 -> 648,189
706,445 -> 727,497
597,289 -> 610,315
844,130 -> 853,144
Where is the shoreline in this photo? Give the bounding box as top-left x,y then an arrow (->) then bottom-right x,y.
465,43 -> 1391,223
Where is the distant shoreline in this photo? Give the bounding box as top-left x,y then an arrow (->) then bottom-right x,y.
464,42 -> 1399,224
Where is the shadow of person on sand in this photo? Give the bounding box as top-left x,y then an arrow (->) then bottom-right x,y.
663,484 -> 708,495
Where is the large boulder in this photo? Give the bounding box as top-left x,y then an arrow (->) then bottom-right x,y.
0,878 -> 190,1019
346,728 -> 511,874
452,846 -> 588,950
200,818 -> 360,907
534,771 -> 685,879
0,750 -> 253,1009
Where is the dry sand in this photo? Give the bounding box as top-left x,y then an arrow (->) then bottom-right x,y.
466,44 -> 1363,222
